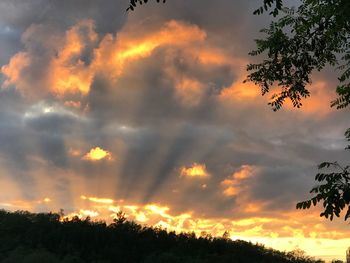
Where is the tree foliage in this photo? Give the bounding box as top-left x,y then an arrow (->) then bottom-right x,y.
127,0 -> 167,11
253,0 -> 283,17
127,0 -> 283,15
246,0 -> 350,111
249,1 -> 350,221
297,129 -> 350,220
0,210 -> 325,263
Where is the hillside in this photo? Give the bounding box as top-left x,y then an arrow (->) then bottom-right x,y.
0,210 -> 324,263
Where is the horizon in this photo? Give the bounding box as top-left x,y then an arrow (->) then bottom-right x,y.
0,0 -> 349,262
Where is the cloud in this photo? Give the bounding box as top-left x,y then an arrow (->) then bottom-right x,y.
221,165 -> 257,197
82,147 -> 113,161
81,195 -> 114,204
49,20 -> 98,96
1,20 -> 97,98
1,19 -> 222,105
96,20 -> 207,77
180,163 -> 210,178
1,52 -> 30,88
0,0 -> 127,34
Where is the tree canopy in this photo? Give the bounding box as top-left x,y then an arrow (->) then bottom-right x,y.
0,210 -> 326,263
249,0 -> 350,221
127,0 -> 167,11
248,0 -> 350,221
246,0 -> 350,110
296,131 -> 350,221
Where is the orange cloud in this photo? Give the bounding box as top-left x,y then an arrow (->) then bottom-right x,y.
221,165 -> 256,197
81,195 -> 114,204
43,197 -> 51,203
1,52 -> 30,89
0,197 -> 52,211
93,20 -> 207,78
2,19 -> 210,101
7,16 -> 319,112
3,18 -> 257,108
66,209 -> 99,219
50,19 -> 97,96
180,163 -> 210,178
283,81 -> 336,116
218,60 -> 261,102
82,147 -> 113,161
174,78 -> 205,106
220,79 -> 260,100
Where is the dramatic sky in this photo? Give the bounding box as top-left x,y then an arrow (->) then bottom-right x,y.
0,0 -> 349,261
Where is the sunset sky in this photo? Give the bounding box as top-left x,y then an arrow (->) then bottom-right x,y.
0,0 -> 349,261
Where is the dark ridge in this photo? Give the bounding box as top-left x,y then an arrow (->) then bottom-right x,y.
0,209 -> 324,263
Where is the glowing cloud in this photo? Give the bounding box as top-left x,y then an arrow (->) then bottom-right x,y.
43,198 -> 51,203
50,19 -> 97,96
180,163 -> 210,178
93,20 -> 207,78
221,165 -> 256,197
1,52 -> 30,89
82,147 -> 113,161
1,19 -> 210,101
69,209 -> 99,219
81,195 -> 114,204
174,78 -> 205,107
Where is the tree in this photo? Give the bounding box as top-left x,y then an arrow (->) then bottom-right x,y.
127,0 -> 167,11
246,0 -> 350,110
296,160 -> 350,220
242,0 -> 350,221
126,0 -> 284,16
245,0 -> 350,221
0,210 -> 325,263
246,0 -> 350,221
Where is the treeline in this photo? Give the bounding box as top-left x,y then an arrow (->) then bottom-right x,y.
0,210 -> 324,263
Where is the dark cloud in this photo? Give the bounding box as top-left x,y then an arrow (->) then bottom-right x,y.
0,0 -> 128,69
249,166 -> 316,210
87,46 -> 236,127
0,0 -> 128,34
0,25 -> 21,66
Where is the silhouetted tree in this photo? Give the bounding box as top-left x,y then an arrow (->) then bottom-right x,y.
127,0 -> 284,16
246,0 -> 350,110
0,210 -> 326,263
127,0 -> 167,11
246,0 -> 350,221
247,0 -> 350,221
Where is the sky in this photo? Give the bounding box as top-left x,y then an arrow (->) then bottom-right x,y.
0,0 -> 349,261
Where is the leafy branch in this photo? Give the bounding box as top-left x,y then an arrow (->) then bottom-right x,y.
296,160 -> 350,221
127,0 -> 166,11
247,0 -> 350,111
